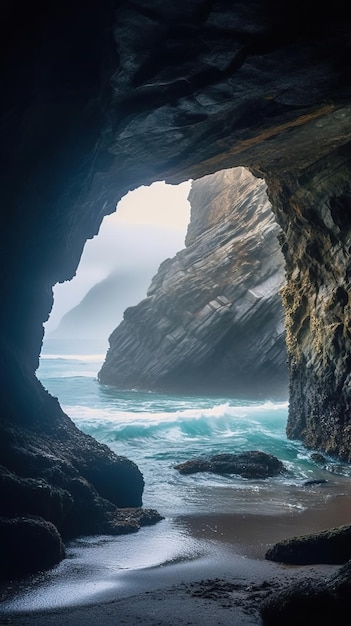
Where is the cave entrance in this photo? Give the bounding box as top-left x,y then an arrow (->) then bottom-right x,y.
37,166 -> 295,522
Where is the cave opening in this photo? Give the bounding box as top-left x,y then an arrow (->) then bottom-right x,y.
37,166 -> 296,521
34,163 -> 351,566
6,165 -> 351,613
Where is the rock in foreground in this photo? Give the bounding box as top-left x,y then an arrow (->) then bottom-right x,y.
0,516 -> 65,580
265,524 -> 351,565
261,560 -> 351,626
175,450 -> 285,479
0,393 -> 163,580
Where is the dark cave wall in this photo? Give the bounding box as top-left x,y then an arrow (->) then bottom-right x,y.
263,147 -> 351,458
1,1 -> 119,380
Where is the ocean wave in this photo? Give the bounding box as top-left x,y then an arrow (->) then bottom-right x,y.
64,399 -> 288,423
64,401 -> 289,451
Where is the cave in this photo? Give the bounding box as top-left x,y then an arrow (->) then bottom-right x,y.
1,0 -> 351,588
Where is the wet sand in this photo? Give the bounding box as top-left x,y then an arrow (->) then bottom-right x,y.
0,560 -> 338,626
1,486 -> 350,626
180,491 -> 351,559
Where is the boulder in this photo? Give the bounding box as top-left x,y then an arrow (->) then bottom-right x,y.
265,524 -> 351,565
261,560 -> 351,625
260,578 -> 340,626
0,516 -> 65,580
0,413 -> 161,544
175,450 -> 285,479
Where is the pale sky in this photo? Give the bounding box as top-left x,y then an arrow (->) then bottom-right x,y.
45,180 -> 192,333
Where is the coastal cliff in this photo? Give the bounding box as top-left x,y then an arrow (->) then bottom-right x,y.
2,0 -> 351,580
99,168 -> 288,398
263,148 -> 351,459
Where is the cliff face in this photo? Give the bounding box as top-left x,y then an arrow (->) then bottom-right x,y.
2,0 -> 351,577
264,148 -> 351,459
99,168 -> 288,398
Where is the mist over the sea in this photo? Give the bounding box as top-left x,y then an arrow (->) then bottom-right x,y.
45,181 -> 191,339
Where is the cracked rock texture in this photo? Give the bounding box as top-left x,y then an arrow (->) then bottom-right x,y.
263,149 -> 351,459
2,0 -> 351,577
99,168 -> 288,398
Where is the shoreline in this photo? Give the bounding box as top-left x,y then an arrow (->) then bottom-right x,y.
0,549 -> 339,626
2,492 -> 351,625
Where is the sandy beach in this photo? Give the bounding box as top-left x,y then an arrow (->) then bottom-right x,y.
0,559 -> 338,626
1,486 -> 351,626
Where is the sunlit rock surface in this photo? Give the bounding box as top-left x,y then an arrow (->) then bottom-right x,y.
264,151 -> 351,460
2,1 -> 351,578
99,168 -> 288,398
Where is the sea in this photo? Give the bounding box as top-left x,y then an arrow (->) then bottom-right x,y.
2,336 -> 351,614
37,338 -> 332,518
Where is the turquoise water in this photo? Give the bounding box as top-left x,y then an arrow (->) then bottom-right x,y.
37,337 -> 341,518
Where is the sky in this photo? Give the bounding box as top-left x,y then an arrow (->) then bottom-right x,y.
44,180 -> 192,334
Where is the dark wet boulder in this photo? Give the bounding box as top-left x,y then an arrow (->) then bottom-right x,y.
261,560 -> 351,625
260,578 -> 339,626
0,516 -> 65,580
0,466 -> 73,527
330,559 -> 351,598
0,418 -> 162,572
175,450 -> 285,479
265,524 -> 351,565
103,508 -> 164,535
302,479 -> 328,486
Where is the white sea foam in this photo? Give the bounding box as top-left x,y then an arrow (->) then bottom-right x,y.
64,400 -> 288,424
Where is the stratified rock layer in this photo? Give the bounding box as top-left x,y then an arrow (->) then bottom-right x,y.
99,168 -> 288,398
